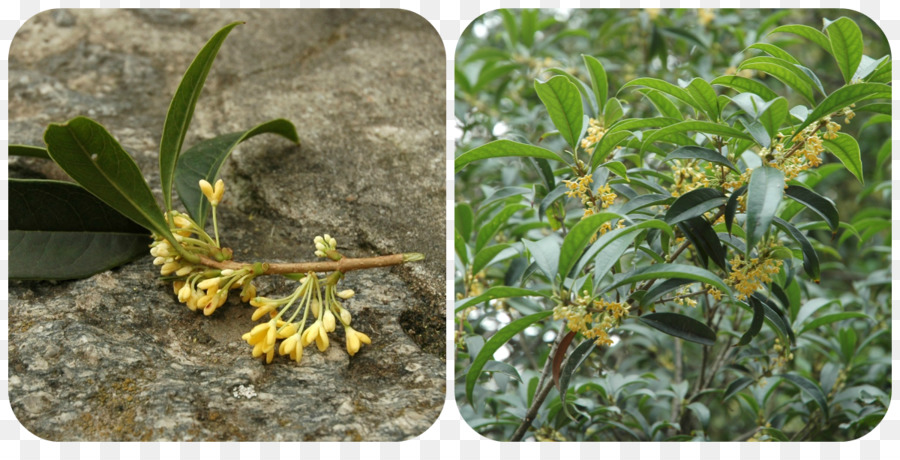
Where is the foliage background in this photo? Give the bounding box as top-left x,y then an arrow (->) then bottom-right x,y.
455,8 -> 891,442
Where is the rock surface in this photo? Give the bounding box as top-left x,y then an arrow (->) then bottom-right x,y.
8,9 -> 446,441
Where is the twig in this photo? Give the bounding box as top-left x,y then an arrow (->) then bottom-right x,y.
510,329 -> 566,441
196,252 -> 422,275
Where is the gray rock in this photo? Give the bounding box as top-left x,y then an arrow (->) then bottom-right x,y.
8,9 -> 446,441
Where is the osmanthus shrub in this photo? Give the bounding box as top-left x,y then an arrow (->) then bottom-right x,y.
455,10 -> 891,442
10,23 -> 423,365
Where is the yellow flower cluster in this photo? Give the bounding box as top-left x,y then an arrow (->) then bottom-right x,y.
564,173 -> 594,201
727,254 -> 783,300
242,252 -> 372,364
698,8 -> 715,26
770,337 -> 794,370
669,159 -> 712,197
580,118 -> 607,154
553,293 -> 629,347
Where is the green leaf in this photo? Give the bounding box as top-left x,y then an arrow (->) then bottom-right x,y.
795,83 -> 891,137
456,203 -> 475,242
745,166 -> 784,253
798,312 -> 871,335
621,77 -> 696,107
784,185 -> 839,231
604,263 -> 730,297
711,75 -> 779,101
781,373 -> 829,420
44,117 -> 173,242
821,132 -> 863,184
638,312 -> 716,346
454,286 -> 550,313
559,339 -> 596,419
738,57 -> 816,103
825,17 -> 864,84
725,185 -> 747,235
601,161 -> 629,181
10,179 -> 149,280
455,140 -> 567,173
9,144 -> 50,159
642,120 -> 752,150
747,43 -> 801,65
472,243 -> 513,276
603,98 -> 624,126
678,216 -> 727,270
772,217 -> 820,281
665,188 -> 726,225
455,228 -> 469,267
637,89 -> 684,119
686,78 -> 720,120
522,236 -> 561,281
535,75 -> 584,149
769,24 -> 833,56
466,310 -> 554,403
664,146 -> 737,172
723,377 -> 754,401
159,21 -> 243,213
174,118 -> 298,227
583,55 -> 608,114
736,297 -> 766,346
475,203 -> 527,252
558,212 -> 622,280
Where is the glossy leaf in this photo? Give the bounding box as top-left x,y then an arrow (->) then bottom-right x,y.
455,140 -> 567,173
558,339 -> 596,419
825,17 -> 864,84
604,263 -> 730,297
769,24 -> 833,55
795,83 -> 891,137
772,217 -> 820,281
160,21 -> 242,212
456,203 -> 475,241
9,144 -> 50,159
798,312 -> 871,335
535,75 -> 584,149
44,117 -> 173,242
454,286 -> 550,313
821,132 -> 863,184
711,75 -> 779,101
558,212 -> 622,279
10,179 -> 149,280
638,89 -> 683,119
475,203 -> 527,252
642,120 -> 752,150
472,243 -> 513,276
664,146 -> 737,172
639,312 -> 716,346
738,57 -> 816,103
736,296 -> 766,346
686,78 -> 719,120
784,185 -> 839,231
465,310 -> 554,403
781,373 -> 829,420
583,54 -> 608,114
748,43 -> 800,64
665,188 -> 726,225
621,77 -> 696,107
522,236 -> 561,281
678,216 -> 728,270
175,118 -> 299,227
745,166 -> 784,253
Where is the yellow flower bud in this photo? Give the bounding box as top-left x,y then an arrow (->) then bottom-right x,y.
340,309 -> 352,325
316,325 -> 330,352
323,310 -> 336,332
337,289 -> 355,300
213,179 -> 225,204
199,179 -> 216,204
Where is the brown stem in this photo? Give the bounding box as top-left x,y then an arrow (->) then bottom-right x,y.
197,253 -> 416,275
510,329 -> 566,442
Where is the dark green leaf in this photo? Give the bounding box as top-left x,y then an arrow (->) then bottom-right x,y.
475,203 -> 527,252
638,312 -> 716,346
664,146 -> 737,172
456,203 -> 475,241
455,140 -> 567,173
642,120 -> 752,150
825,17 -> 864,84
781,373 -> 829,420
174,118 -> 298,227
738,57 -> 816,103
160,22 -> 242,212
10,179 -> 149,280
736,297 -> 766,346
686,78 -> 719,120
472,243 -> 513,276
466,310 -> 554,403
639,278 -> 693,307
745,166 -> 784,253
454,286 -> 550,313
44,117 -> 173,242
621,77 -> 696,107
9,144 -> 50,159
665,188 -> 726,225
723,377 -> 754,402
455,228 -> 469,267
535,75 -> 584,149
678,216 -> 728,271
559,340 -> 597,419
784,185 -> 839,231
772,217 -> 820,281
604,263 -> 730,297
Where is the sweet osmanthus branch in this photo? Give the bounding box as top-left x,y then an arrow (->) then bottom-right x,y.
197,252 -> 424,275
